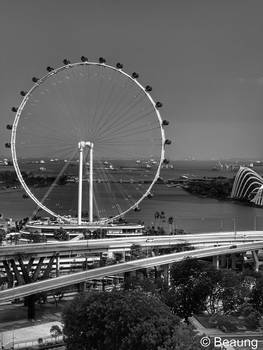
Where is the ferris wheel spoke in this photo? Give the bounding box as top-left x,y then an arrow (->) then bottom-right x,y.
96,89 -> 146,139
30,149 -> 78,216
97,121 -> 159,143
47,86 -> 83,139
91,69 -> 124,138
95,127 -> 159,148
87,66 -> 107,136
94,108 -> 156,143
93,78 -> 139,138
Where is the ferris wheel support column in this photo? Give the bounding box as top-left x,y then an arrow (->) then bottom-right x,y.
78,141 -> 94,225
89,143 -> 94,223
78,142 -> 84,225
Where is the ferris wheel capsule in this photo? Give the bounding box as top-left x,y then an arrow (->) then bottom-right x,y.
145,85 -> 152,92
165,139 -> 172,145
6,125 -> 13,130
116,62 -> 123,69
99,57 -> 106,63
81,56 -> 88,62
5,142 -> 11,148
11,107 -> 18,112
134,207 -> 141,212
63,59 -> 71,65
46,66 -> 54,72
155,102 -> 163,108
32,77 -> 39,83
132,72 -> 139,79
162,120 -> 169,126
20,91 -> 27,96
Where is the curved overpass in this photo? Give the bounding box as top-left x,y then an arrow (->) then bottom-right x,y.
0,231 -> 262,259
0,241 -> 262,302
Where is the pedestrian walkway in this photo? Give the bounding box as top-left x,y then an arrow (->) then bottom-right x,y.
189,316 -> 263,350
0,312 -> 61,333
0,321 -> 63,349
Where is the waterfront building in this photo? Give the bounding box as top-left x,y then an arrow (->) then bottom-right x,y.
231,167 -> 263,206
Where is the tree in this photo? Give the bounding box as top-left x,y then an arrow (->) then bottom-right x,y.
0,229 -> 6,245
52,290 -> 64,306
167,216 -> 174,234
251,276 -> 263,312
50,324 -> 63,341
159,324 -> 212,350
219,270 -> 248,314
62,291 -> 201,350
167,258 -> 221,321
235,303 -> 261,330
129,244 -> 146,260
28,232 -> 47,243
160,211 -> 166,226
53,227 -> 70,241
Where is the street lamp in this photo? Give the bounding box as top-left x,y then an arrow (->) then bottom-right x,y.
254,215 -> 257,231
233,217 -> 237,239
220,218 -> 223,232
145,239 -> 154,257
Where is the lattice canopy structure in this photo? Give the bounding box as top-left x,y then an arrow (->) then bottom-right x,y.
231,167 -> 263,206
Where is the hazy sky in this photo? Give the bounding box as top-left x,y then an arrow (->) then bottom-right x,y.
1,0 -> 263,160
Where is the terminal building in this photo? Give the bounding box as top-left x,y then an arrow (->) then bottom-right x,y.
24,221 -> 144,239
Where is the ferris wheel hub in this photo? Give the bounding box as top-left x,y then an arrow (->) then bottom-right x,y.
78,141 -> 93,150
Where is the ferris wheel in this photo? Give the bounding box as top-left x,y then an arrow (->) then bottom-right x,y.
6,57 -> 171,225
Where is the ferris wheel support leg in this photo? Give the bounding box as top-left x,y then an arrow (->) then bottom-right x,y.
89,145 -> 94,223
78,146 -> 84,225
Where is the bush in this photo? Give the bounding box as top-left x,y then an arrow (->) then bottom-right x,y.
210,315 -> 238,332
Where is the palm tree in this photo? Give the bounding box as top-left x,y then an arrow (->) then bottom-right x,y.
160,211 -> 166,227
154,211 -> 160,230
168,216 -> 174,234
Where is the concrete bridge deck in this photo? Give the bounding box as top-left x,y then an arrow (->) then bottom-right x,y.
0,240 -> 262,302
0,231 -> 262,259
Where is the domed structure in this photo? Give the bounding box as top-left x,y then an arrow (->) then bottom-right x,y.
231,167 -> 263,205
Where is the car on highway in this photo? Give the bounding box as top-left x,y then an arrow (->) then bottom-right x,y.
229,245 -> 237,249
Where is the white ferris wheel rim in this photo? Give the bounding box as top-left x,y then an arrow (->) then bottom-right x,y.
11,61 -> 166,224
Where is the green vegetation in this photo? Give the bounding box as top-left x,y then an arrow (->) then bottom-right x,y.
0,170 -> 67,189
53,227 -> 70,241
62,291 -> 203,350
185,177 -> 234,200
120,257 -> 263,333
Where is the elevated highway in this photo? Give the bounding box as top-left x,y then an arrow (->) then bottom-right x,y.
0,231 -> 262,259
0,241 -> 262,302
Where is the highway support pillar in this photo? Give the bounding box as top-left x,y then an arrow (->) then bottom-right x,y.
120,251 -> 126,263
162,264 -> 170,286
27,294 -> 36,320
32,257 -> 45,282
3,261 -> 13,288
42,254 -> 57,280
10,259 -> 24,285
78,282 -> 86,293
212,255 -> 220,270
220,255 -> 227,269
231,254 -> 237,270
17,256 -> 31,284
26,257 -> 35,273
56,255 -> 60,277
252,250 -> 263,272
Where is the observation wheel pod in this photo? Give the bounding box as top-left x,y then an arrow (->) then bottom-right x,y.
9,58 -> 167,224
